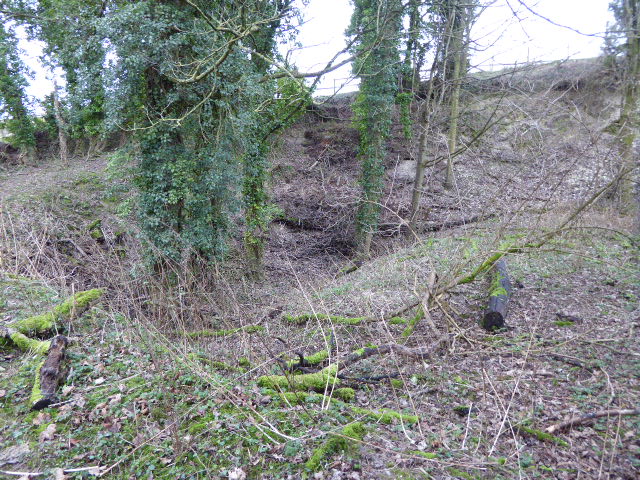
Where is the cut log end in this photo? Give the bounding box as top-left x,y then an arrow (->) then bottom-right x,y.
481,311 -> 505,331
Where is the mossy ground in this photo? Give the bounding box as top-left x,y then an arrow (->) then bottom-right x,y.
0,277 -> 428,478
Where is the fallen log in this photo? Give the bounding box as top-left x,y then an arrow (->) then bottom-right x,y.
379,213 -> 496,237
31,335 -> 69,410
480,258 -> 511,332
8,289 -> 103,336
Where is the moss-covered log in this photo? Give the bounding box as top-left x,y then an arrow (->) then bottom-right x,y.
480,258 -> 511,331
10,330 -> 51,354
9,288 -> 103,336
258,364 -> 340,392
31,335 -> 68,410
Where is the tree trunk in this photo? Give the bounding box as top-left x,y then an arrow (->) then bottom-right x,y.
53,80 -> 69,164
444,3 -> 467,190
618,0 -> 640,224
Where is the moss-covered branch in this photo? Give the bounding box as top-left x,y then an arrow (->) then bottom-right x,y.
258,364 -> 340,392
286,349 -> 329,369
283,313 -> 366,326
266,387 -> 355,405
9,331 -> 51,354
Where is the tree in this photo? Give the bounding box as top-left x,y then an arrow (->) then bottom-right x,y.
408,1 -> 478,227
100,0 -> 299,266
12,0 -> 109,149
0,20 -> 36,162
609,0 -> 640,219
348,0 -> 403,257
443,0 -> 475,189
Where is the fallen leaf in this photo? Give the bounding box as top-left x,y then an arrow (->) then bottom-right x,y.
228,467 -> 246,480
53,468 -> 66,480
94,377 -> 106,385
62,385 -> 74,395
39,423 -> 57,442
0,389 -> 6,398
33,412 -> 52,426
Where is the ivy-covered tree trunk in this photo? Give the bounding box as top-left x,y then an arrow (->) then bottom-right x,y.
350,0 -> 402,258
0,21 -> 36,162
243,140 -> 270,278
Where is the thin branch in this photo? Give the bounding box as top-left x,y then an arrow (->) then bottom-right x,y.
546,408 -> 640,434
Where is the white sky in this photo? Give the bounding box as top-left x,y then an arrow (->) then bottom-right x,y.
18,0 -> 614,103
289,0 -> 613,95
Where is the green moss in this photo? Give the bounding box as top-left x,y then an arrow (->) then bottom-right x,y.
10,332 -> 51,354
268,387 -> 354,405
517,425 -> 568,447
447,467 -> 477,480
188,413 -> 218,434
54,289 -> 103,317
350,406 -> 418,425
401,307 -> 424,340
258,364 -> 339,392
30,359 -> 46,406
185,325 -> 264,338
238,357 -> 251,368
305,422 -> 366,473
88,219 -> 104,241
352,344 -> 378,356
282,313 -> 365,326
410,450 -> 438,459
334,388 -> 355,402
389,317 -> 407,325
271,391 -> 316,405
489,271 -> 507,297
390,379 -> 403,388
87,219 -> 102,231
554,320 -> 575,327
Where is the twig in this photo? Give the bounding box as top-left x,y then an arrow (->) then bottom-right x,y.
545,408 -> 640,434
0,466 -> 102,477
337,335 -> 449,372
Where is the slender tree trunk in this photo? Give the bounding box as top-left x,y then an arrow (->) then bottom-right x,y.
444,4 -> 466,190
408,14 -> 447,232
618,0 -> 640,222
53,80 -> 69,164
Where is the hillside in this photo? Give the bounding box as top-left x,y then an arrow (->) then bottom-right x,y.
1,58 -> 639,479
